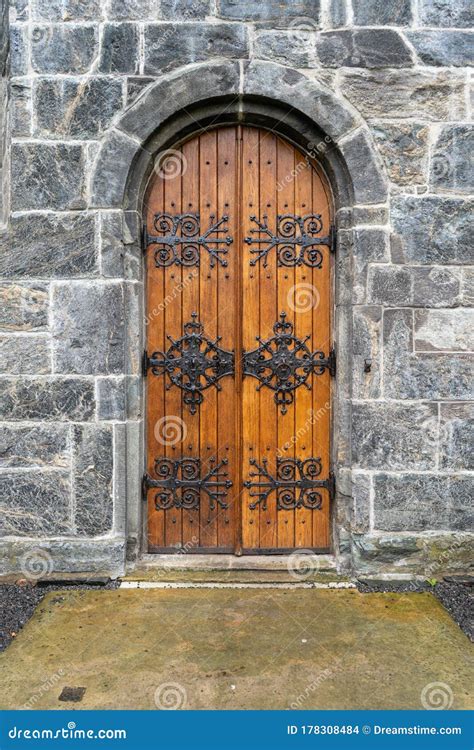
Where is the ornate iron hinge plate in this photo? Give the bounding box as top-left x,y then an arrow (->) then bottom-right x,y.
143,457 -> 232,511
144,313 -> 234,414
243,311 -> 335,414
144,212 -> 233,268
244,457 -> 334,511
244,214 -> 333,268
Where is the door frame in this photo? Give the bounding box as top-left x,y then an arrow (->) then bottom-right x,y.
142,124 -> 335,555
89,67 -> 388,571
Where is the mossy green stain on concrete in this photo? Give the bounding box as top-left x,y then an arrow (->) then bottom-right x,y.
0,589 -> 472,710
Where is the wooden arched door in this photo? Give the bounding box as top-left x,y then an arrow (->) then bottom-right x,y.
143,126 -> 334,554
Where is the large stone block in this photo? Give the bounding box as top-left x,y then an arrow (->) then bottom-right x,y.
11,143 -> 86,211
462,269 -> 474,306
429,125 -> 473,195
160,0 -> 210,19
419,0 -> 472,27
414,309 -> 474,353
316,30 -> 413,68
373,473 -> 474,532
107,0 -> 159,19
391,196 -> 473,265
10,24 -> 28,76
52,283 -> 125,375
0,378 -> 95,421
408,31 -> 473,67
217,0 -> 320,25
0,537 -> 126,577
35,78 -> 124,139
383,309 -> 473,400
100,211 -> 141,280
340,70 -> 465,121
0,425 -> 69,468
0,335 -> 50,374
2,213 -> 97,278
143,23 -> 249,74
352,0 -> 412,25
352,472 -> 371,533
439,403 -> 474,471
32,0 -> 103,20
368,266 -> 462,307
326,0 -> 347,27
254,31 -> 315,68
339,130 -> 387,204
352,229 -> 389,304
10,81 -> 32,137
99,23 -> 140,74
0,283 -> 49,331
353,403 -> 438,471
371,123 -> 428,186
352,306 -> 382,399
73,425 -> 113,536
31,25 -> 98,74
0,470 -> 72,536
90,130 -> 142,208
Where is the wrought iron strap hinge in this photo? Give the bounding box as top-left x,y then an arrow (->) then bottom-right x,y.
329,224 -> 336,254
142,457 -> 232,510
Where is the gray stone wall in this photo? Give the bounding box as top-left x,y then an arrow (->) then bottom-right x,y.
0,0 -> 473,577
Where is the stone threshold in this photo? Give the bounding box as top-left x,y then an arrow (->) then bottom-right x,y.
120,581 -> 355,590
132,553 -> 337,571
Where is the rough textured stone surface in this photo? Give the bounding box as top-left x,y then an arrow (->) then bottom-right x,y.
352,306 -> 382,400
99,23 -> 140,74
35,78 -> 124,139
90,130 -> 143,207
144,23 -> 248,75
9,25 -> 28,76
52,283 -> 125,375
160,0 -> 210,19
11,143 -> 86,210
0,378 -> 95,421
32,0 -> 103,20
384,309 -> 474,400
317,31 -> 413,68
374,474 -> 474,532
408,31 -> 473,67
31,25 -> 98,74
353,403 -> 438,471
0,425 -> 69,468
0,471 -> 72,536
107,0 -> 160,20
391,197 -> 473,266
0,284 -> 49,331
97,377 -> 126,421
439,403 -> 474,471
352,229 -> 389,304
0,335 -> 50,374
73,425 -> 113,536
430,125 -> 473,195
414,309 -> 474,352
1,214 -> 97,278
217,0 -> 320,25
340,70 -> 465,121
339,130 -> 387,204
419,0 -> 472,27
368,266 -> 462,308
100,210 -> 140,279
10,82 -> 31,137
371,123 -> 428,186
351,472 -> 371,533
254,31 -> 315,68
352,0 -> 412,25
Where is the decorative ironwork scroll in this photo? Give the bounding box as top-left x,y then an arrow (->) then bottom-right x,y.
244,214 -> 333,268
244,457 -> 333,511
146,313 -> 234,414
144,457 -> 232,511
243,312 -> 335,415
145,212 -> 233,268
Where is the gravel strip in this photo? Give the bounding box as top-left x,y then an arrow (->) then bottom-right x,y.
0,580 -> 119,652
357,579 -> 474,642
